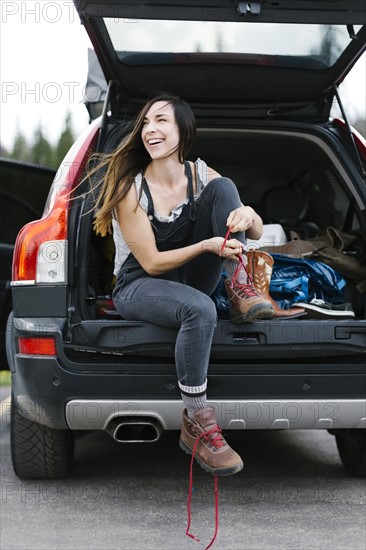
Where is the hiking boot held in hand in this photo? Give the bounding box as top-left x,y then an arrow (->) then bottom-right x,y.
225,279 -> 274,322
179,407 -> 243,476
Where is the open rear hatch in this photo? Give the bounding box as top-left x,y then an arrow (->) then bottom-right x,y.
74,0 -> 366,121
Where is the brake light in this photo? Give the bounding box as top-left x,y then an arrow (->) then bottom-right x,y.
12,120 -> 100,284
13,199 -> 68,284
18,337 -> 57,356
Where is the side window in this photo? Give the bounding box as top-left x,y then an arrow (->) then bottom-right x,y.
0,161 -> 54,244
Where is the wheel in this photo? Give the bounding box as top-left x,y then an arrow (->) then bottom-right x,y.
10,394 -> 74,479
334,429 -> 366,478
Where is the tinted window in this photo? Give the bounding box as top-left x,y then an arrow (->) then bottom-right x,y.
0,160 -> 55,244
105,19 -> 361,68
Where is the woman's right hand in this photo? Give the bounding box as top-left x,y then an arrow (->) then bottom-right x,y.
202,237 -> 243,259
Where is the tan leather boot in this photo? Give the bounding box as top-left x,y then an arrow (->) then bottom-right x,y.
224,279 -> 274,322
179,407 -> 243,476
246,250 -> 306,318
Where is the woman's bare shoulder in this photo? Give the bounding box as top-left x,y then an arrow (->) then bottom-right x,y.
115,181 -> 138,215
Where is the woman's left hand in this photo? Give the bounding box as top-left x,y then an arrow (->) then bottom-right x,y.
227,204 -> 264,240
227,205 -> 256,233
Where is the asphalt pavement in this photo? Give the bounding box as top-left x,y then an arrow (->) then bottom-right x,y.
1,385 -> 365,550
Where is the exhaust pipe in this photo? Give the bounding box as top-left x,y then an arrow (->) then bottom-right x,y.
106,416 -> 163,443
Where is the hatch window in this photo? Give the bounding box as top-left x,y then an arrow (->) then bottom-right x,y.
104,19 -> 361,69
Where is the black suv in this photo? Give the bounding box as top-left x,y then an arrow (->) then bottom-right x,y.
7,0 -> 366,479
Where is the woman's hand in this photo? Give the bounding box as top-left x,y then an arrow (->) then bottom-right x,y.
227,205 -> 263,240
202,236 -> 243,259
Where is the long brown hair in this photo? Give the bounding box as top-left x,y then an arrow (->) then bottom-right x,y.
89,93 -> 196,237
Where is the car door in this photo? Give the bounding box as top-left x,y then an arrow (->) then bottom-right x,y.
0,159 -> 55,369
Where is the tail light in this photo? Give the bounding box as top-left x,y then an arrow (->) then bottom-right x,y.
18,337 -> 57,356
12,120 -> 100,285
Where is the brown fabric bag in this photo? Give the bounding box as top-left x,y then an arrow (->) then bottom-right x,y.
260,227 -> 366,294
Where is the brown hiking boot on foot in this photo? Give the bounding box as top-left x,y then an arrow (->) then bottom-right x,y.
179,407 -> 243,476
225,279 -> 274,323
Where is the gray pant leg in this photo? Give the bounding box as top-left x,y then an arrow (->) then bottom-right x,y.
113,277 -> 217,387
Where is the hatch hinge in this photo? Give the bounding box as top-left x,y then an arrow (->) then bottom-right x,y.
347,25 -> 358,40
95,79 -> 116,150
333,85 -> 366,179
237,1 -> 262,15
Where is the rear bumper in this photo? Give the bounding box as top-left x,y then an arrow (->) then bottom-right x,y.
11,349 -> 366,431
9,315 -> 366,430
65,398 -> 366,431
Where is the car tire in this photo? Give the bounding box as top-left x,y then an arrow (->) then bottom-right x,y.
10,393 -> 74,479
334,429 -> 366,478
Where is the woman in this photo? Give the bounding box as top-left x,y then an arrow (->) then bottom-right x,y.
92,93 -> 273,476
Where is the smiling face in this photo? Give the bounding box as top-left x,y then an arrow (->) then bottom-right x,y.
141,101 -> 180,160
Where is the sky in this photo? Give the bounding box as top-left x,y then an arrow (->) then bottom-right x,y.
0,1 -> 365,152
1,1 -> 93,151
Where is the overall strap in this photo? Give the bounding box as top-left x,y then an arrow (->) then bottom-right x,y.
141,177 -> 154,220
142,162 -> 196,221
184,161 -> 196,221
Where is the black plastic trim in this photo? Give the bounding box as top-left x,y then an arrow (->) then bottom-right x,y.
12,286 -> 68,317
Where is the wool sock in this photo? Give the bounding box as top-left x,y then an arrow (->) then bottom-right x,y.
223,256 -> 248,285
179,380 -> 207,420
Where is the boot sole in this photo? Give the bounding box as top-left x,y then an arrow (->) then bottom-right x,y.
179,439 -> 244,476
230,305 -> 274,323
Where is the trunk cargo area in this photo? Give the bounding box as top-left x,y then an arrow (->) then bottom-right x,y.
70,122 -> 366,368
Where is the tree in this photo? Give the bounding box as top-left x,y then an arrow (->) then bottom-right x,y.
318,26 -> 343,65
55,112 -> 75,164
31,124 -> 54,167
9,126 -> 31,162
5,112 -> 77,167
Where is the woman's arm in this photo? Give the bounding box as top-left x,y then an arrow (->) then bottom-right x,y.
116,185 -> 243,276
227,204 -> 264,240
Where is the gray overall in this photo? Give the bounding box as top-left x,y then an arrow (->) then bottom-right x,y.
112,162 -> 244,388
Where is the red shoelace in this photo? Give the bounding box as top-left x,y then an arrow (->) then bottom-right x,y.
184,228 -> 251,548
185,425 -> 223,549
221,228 -> 257,296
